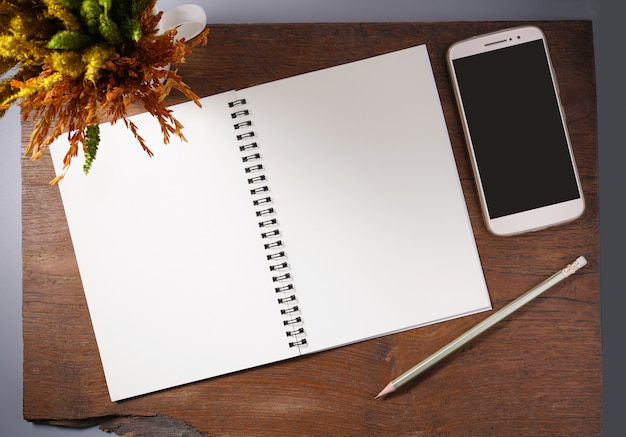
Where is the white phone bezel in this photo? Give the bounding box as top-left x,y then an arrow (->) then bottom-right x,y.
447,26 -> 585,236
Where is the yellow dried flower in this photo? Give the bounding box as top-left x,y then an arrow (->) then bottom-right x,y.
6,71 -> 64,104
41,0 -> 82,31
0,35 -> 49,64
83,44 -> 115,83
9,14 -> 50,39
48,50 -> 85,77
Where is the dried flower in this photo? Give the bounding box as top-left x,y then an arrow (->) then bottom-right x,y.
0,0 -> 209,182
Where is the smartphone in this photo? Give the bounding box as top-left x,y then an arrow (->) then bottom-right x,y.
447,26 -> 585,236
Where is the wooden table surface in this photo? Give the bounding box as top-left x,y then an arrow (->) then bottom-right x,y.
22,21 -> 601,436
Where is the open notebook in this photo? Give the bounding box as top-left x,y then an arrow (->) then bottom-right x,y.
50,44 -> 491,401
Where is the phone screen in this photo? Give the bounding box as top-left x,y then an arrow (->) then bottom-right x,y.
451,39 -> 582,219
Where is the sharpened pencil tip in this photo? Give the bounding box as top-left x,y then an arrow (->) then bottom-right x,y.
375,382 -> 395,399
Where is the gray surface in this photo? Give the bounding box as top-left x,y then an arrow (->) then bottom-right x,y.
2,1 -> 622,435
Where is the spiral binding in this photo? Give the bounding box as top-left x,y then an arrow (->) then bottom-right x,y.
229,97 -> 307,349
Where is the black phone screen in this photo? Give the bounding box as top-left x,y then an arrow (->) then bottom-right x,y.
452,39 -> 581,219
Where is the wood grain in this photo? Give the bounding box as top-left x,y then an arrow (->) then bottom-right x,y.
22,21 -> 601,436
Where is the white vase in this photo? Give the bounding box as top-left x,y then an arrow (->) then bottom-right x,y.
154,4 -> 207,41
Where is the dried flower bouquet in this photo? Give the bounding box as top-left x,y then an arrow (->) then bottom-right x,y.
0,0 -> 208,182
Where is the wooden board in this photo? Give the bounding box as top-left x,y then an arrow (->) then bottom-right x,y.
22,21 -> 601,436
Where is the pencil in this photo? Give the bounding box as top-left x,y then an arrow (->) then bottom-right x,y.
375,256 -> 587,399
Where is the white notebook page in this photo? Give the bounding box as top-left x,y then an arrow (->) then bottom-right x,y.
50,92 -> 299,401
238,45 -> 491,352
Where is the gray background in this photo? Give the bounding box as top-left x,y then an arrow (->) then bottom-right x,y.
1,0 -> 622,435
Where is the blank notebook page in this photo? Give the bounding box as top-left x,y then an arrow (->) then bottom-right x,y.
237,45 -> 490,352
